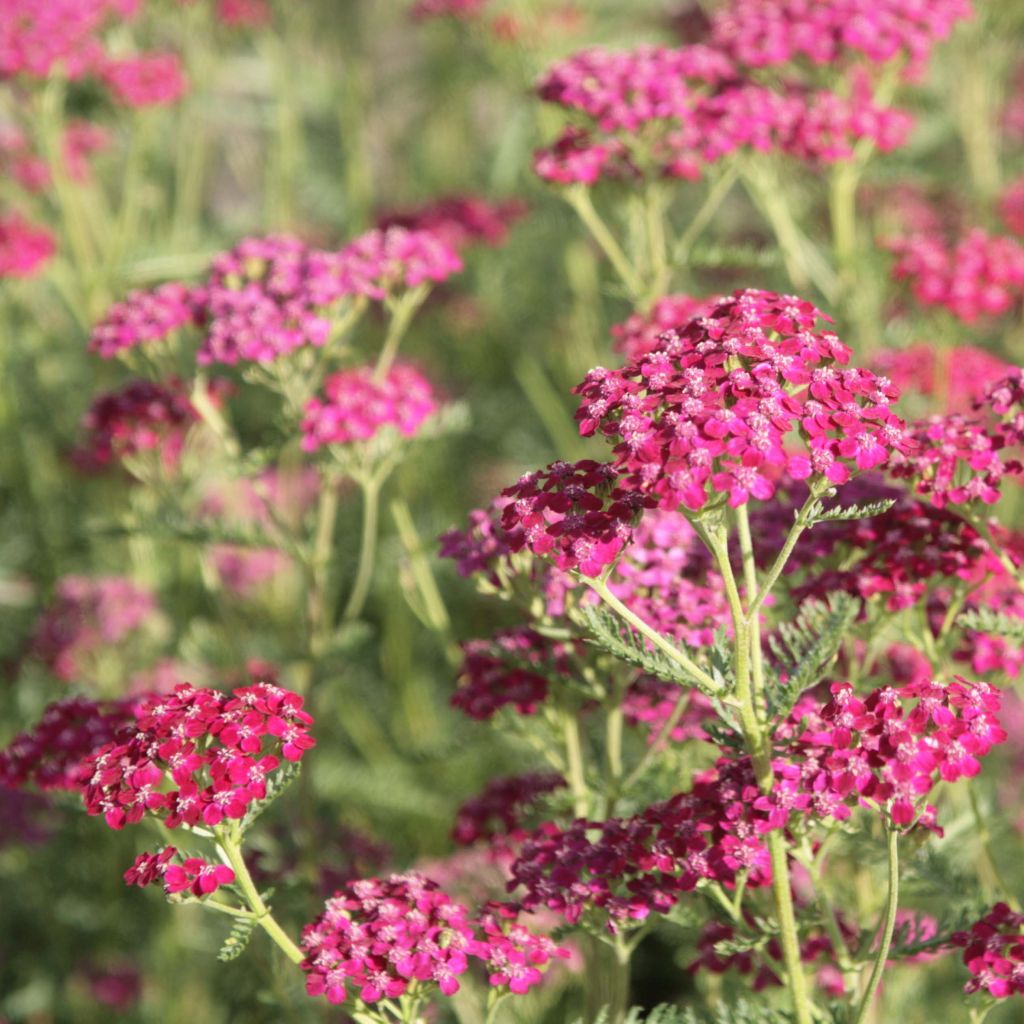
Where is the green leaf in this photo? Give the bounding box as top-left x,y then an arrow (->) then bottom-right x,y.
239,761 -> 301,834
809,498 -> 897,526
577,1002 -> 806,1024
766,592 -> 860,718
577,604 -> 720,697
957,606 -> 1024,645
217,915 -> 257,962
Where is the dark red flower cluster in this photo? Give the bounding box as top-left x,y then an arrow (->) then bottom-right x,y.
952,903 -> 1024,999
80,682 -> 315,830
510,757 -> 773,931
300,873 -> 564,1004
30,574 -> 159,681
534,46 -> 911,184
377,195 -> 527,251
611,294 -> 717,362
453,773 -> 566,847
452,627 -> 577,720
499,459 -> 656,576
575,289 -> 909,510
76,378 -> 198,469
0,696 -> 138,792
300,363 -> 439,452
889,229 -> 1024,323
792,497 -> 1001,611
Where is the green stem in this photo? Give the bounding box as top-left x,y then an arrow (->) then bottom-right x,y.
217,833 -> 304,965
341,474 -> 382,623
852,828 -> 900,1024
374,287 -> 429,384
735,504 -> 766,718
619,688 -> 691,794
671,163 -> 739,270
308,474 -> 342,653
565,186 -> 645,301
643,181 -> 670,304
563,708 -> 589,818
586,577 -> 721,694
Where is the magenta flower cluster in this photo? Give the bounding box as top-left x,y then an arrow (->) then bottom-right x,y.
499,459 -> 655,576
575,289 -> 909,511
0,210 -> 55,278
124,847 -> 236,899
80,682 -> 315,830
534,45 -> 912,184
710,0 -> 972,79
953,903 -> 1024,999
377,194 -> 527,251
301,363 -> 439,452
88,229 -> 461,367
300,872 -> 565,1004
889,229 -> 1024,324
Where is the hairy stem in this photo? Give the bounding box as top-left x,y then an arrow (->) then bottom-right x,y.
342,474 -> 382,623
566,186 -> 645,301
852,828 -> 900,1024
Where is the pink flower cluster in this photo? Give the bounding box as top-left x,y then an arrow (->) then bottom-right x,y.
0,696 -> 138,792
300,873 -> 564,1004
30,575 -> 158,681
890,413 -> 1013,508
0,0 -> 186,107
377,195 -> 527,251
80,681 -> 315,830
335,227 -> 464,300
453,773 -> 565,847
300,363 -> 438,452
124,846 -> 236,899
76,378 -> 198,469
100,53 -> 187,107
510,757 -> 773,931
952,903 -> 1024,999
889,229 -> 1024,323
534,45 -> 912,184
783,678 -> 1006,828
710,0 -> 972,79
612,294 -> 716,362
0,211 -> 55,278
870,343 -> 1012,414
452,627 -> 576,720
90,229 -> 461,366
498,459 -> 655,576
575,289 -> 909,511
985,369 -> 1024,449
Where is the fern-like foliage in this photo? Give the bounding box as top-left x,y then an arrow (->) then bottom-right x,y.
578,605 -> 722,697
239,761 -> 301,834
809,497 -> 896,526
766,593 -> 859,718
217,915 -> 257,962
580,1001 -> 802,1024
957,606 -> 1024,645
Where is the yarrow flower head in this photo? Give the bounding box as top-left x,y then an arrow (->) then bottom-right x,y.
952,903 -> 1024,999
611,294 -> 717,362
88,283 -> 205,359
124,846 -> 236,899
498,459 -> 656,576
889,229 -> 1024,324
75,378 -> 199,470
99,52 -> 187,107
300,363 -> 439,453
300,872 -> 565,1004
30,575 -> 159,682
377,195 -> 527,251
80,681 -> 315,830
575,289 -> 910,511
335,227 -> 463,301
0,210 -> 55,278
453,773 -> 566,848
710,0 -> 972,80
0,696 -> 139,792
